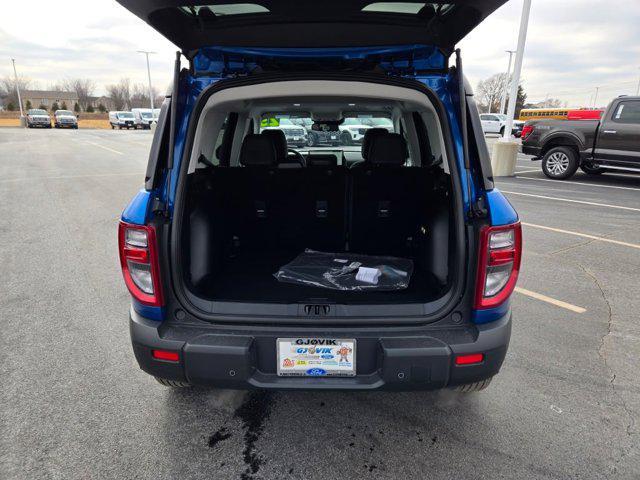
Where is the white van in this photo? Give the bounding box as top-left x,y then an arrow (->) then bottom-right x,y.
109,111 -> 136,130
131,108 -> 156,130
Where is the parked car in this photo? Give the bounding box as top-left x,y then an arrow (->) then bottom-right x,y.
480,113 -> 524,137
132,108 -> 156,129
291,118 -> 341,147
117,0 -> 519,393
53,110 -> 78,129
109,111 -> 136,129
261,117 -> 308,147
26,109 -> 51,128
338,117 -> 372,145
522,96 -> 640,179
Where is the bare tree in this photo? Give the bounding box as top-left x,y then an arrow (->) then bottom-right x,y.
62,78 -> 96,110
476,73 -> 510,113
105,78 -> 131,111
0,75 -> 31,108
129,83 -> 159,109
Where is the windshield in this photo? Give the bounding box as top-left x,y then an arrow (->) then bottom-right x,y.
141,112 -> 153,118
29,109 -> 47,115
118,112 -> 134,119
56,110 -> 73,116
259,113 -> 396,162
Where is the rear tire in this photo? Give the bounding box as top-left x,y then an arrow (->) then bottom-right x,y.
341,131 -> 352,146
455,377 -> 493,393
154,377 -> 192,388
542,146 -> 579,180
499,126 -> 505,136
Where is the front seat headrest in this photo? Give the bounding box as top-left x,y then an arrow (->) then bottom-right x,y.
369,133 -> 408,166
261,129 -> 288,163
239,134 -> 277,167
361,128 -> 389,161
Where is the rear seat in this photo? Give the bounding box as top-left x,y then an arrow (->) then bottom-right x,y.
207,131 -> 431,255
349,133 -> 430,255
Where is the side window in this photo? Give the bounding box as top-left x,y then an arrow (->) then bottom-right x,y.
612,101 -> 640,125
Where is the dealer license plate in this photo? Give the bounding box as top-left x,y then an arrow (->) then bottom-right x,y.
277,338 -> 356,377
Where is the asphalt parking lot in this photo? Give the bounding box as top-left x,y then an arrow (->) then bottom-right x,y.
1,128 -> 638,479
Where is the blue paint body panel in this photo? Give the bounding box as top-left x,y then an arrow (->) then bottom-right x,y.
121,189 -> 151,225
132,300 -> 165,322
486,188 -> 519,226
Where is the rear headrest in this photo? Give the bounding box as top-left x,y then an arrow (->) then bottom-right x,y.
239,134 -> 277,167
361,128 -> 389,161
307,153 -> 338,168
261,129 -> 288,162
368,133 -> 408,166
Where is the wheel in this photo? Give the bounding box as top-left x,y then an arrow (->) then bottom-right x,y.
341,131 -> 353,146
118,126 -> 122,130
455,377 -> 493,393
580,163 -> 604,175
499,126 -> 505,136
542,146 -> 579,180
154,377 -> 192,388
111,124 -> 115,129
54,124 -> 59,128
73,125 -> 78,129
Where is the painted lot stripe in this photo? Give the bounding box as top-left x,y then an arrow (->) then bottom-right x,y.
501,190 -> 640,212
83,141 -> 123,155
522,222 -> 640,250
0,172 -> 141,184
512,175 -> 640,192
515,287 -> 586,314
513,169 -> 540,174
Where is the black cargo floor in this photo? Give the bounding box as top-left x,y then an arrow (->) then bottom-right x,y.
196,250 -> 445,304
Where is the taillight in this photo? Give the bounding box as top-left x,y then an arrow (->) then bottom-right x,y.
521,124 -> 534,140
118,222 -> 163,307
474,223 -> 522,310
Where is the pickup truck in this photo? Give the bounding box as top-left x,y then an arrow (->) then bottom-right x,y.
522,96 -> 640,179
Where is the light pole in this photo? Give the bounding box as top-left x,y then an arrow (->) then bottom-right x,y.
502,0 -> 532,141
11,58 -> 25,125
636,68 -> 639,96
499,50 -> 516,115
593,86 -> 600,108
137,50 -> 156,111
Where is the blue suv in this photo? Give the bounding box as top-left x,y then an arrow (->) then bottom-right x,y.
117,0 -> 520,391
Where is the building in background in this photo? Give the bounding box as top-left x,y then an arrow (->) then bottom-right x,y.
21,90 -> 79,110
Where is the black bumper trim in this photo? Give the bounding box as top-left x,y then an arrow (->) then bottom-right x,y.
130,308 -> 511,391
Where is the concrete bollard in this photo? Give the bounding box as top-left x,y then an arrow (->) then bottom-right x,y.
491,139 -> 519,177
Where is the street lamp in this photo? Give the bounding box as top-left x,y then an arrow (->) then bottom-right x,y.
499,50 -> 516,115
502,0 -> 532,141
137,50 -> 156,111
636,68 -> 639,96
11,58 -> 25,126
593,86 -> 600,108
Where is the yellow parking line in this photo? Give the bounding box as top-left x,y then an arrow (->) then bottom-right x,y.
501,190 -> 640,212
515,287 -> 586,313
522,222 -> 640,250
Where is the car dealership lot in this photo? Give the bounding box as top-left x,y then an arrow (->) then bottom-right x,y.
1,129 -> 638,479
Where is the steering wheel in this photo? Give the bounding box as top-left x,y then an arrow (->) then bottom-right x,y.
287,148 -> 306,167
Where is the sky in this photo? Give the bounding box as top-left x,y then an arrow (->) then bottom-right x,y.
1,0 -> 639,108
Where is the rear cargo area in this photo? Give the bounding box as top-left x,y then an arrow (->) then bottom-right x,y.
181,156 -> 453,305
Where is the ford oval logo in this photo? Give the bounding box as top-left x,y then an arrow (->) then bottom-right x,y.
306,368 -> 327,376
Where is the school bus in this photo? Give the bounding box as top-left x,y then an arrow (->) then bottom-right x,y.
519,108 -> 571,121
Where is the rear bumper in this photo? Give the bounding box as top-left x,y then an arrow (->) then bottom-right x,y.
522,145 -> 542,158
130,309 -> 512,391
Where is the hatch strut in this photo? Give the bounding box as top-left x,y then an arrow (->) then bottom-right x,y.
161,51 -> 181,216
455,49 -> 476,219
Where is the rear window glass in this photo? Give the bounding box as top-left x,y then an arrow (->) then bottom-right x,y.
362,2 -> 453,14
180,4 -> 269,16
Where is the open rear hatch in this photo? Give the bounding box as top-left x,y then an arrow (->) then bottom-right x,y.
117,0 -> 506,53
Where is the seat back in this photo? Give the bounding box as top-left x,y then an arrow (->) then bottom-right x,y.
350,134 -> 428,254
